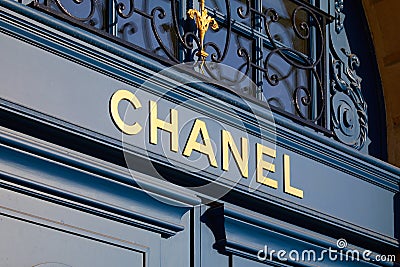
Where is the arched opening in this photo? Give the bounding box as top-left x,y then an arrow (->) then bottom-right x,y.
360,0 -> 400,166
343,0 -> 387,161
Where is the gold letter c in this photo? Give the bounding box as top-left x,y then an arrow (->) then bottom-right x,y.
110,90 -> 142,135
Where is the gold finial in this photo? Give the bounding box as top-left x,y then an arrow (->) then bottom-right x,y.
188,0 -> 219,72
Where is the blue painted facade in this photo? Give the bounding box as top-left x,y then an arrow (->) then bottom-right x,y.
0,0 -> 399,266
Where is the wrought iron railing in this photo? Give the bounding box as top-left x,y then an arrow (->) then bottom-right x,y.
24,0 -> 368,151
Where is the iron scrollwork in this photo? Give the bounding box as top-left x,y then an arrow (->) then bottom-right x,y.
31,0 -> 237,79
237,1 -> 332,123
29,0 -> 370,147
331,50 -> 368,150
330,2 -> 369,151
334,0 -> 344,34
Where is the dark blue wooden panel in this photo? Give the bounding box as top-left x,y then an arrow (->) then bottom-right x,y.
0,187 -> 157,266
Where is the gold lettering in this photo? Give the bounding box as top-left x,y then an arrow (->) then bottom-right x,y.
256,143 -> 277,189
283,154 -> 304,198
221,130 -> 249,178
149,100 -> 179,152
110,90 -> 142,135
183,119 -> 218,167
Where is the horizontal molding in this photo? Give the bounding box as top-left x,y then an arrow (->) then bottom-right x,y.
0,174 -> 184,238
0,123 -> 201,208
0,206 -> 148,254
224,205 -> 399,252
0,127 -> 202,238
274,117 -> 399,192
208,205 -> 397,267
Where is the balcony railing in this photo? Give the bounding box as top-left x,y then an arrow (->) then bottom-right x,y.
24,0 -> 368,151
